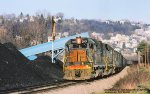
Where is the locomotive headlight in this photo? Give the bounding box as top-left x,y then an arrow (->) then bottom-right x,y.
76,37 -> 82,44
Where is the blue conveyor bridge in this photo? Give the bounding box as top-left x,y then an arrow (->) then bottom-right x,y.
19,32 -> 89,61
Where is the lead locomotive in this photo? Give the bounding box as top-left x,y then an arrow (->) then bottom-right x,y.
63,37 -> 127,80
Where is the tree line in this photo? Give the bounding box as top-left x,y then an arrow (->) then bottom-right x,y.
0,12 -> 141,49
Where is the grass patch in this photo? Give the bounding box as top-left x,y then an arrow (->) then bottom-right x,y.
112,65 -> 150,94
92,65 -> 150,94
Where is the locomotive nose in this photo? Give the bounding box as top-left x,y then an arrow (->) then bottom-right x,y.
64,65 -> 92,80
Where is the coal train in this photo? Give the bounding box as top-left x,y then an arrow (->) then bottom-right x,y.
63,37 -> 127,80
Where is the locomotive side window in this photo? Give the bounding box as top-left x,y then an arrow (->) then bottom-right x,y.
89,44 -> 93,49
105,44 -> 109,51
81,43 -> 87,48
68,44 -> 73,49
66,44 -> 70,51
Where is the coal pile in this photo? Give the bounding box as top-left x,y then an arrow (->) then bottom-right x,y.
0,43 -> 64,92
3,42 -> 29,63
30,56 -> 63,81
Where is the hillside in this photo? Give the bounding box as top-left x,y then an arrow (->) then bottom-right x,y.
0,13 -> 144,49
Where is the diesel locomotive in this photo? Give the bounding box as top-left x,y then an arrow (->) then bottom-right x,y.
63,37 -> 127,80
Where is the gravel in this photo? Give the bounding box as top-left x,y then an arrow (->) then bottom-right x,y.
40,67 -> 129,94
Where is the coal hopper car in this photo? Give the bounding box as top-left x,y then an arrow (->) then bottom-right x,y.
63,37 -> 127,80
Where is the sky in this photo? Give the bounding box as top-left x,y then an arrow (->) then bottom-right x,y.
0,0 -> 150,23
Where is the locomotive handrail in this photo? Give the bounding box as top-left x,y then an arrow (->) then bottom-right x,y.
102,56 -> 110,71
87,55 -> 93,62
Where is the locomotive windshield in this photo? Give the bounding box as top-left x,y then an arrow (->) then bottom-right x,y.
71,38 -> 88,49
72,43 -> 87,48
73,44 -> 79,48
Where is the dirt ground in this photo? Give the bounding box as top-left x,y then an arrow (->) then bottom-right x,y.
40,67 -> 129,94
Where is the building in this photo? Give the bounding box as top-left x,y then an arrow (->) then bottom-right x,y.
47,33 -> 62,42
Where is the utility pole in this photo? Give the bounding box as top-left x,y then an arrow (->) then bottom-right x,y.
147,45 -> 149,66
51,16 -> 56,63
138,51 -> 141,66
51,16 -> 61,63
144,46 -> 147,67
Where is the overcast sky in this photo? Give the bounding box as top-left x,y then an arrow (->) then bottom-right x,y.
0,0 -> 150,23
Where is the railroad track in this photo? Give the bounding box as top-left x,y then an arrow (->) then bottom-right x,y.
12,81 -> 78,94
0,80 -> 67,94
1,67 -> 128,94
9,77 -> 114,93
2,80 -> 87,94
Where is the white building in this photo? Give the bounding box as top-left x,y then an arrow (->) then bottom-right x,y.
62,32 -> 69,37
91,32 -> 102,40
29,16 -> 35,22
47,33 -> 62,42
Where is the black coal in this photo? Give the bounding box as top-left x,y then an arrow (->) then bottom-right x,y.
0,43 -> 64,91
